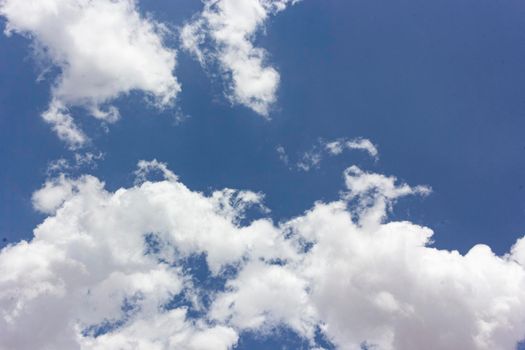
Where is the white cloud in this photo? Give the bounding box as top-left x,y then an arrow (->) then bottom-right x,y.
31,174 -> 77,214
293,137 -> 379,172
181,0 -> 300,116
41,101 -> 88,149
287,208 -> 525,349
134,159 -> 178,184
74,152 -> 104,168
341,165 -> 431,228
2,161 -> 525,349
346,138 -> 379,159
325,138 -> 379,159
210,260 -> 318,338
0,161 -> 292,349
0,0 -> 180,148
80,309 -> 238,350
324,140 -> 345,155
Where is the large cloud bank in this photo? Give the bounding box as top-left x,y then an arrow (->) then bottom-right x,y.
181,0 -> 300,116
0,0 -> 180,148
1,161 -> 525,349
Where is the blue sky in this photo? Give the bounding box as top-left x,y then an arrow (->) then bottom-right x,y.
1,0 -> 525,349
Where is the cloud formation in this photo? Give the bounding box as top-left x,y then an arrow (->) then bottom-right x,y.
1,161 -> 525,349
181,0 -> 300,116
0,0 -> 180,148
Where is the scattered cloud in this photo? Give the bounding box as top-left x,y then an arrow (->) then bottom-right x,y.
284,137 -> 379,172
276,145 -> 290,166
0,0 -> 180,148
297,146 -> 323,172
181,0 -> 300,116
2,162 -> 525,349
173,107 -> 192,126
41,101 -> 89,149
134,159 -> 179,184
47,152 -> 105,176
74,152 -> 104,168
325,138 -> 379,160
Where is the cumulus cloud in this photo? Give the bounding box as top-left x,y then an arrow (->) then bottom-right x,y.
181,0 -> 300,116
0,0 -> 180,148
1,162 -> 525,349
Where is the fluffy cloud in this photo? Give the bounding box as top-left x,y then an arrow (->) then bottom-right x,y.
80,309 -> 238,350
1,161 -> 525,349
0,0 -> 180,148
181,0 -> 300,116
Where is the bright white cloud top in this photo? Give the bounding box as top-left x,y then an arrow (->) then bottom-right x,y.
181,0 -> 299,117
1,161 -> 525,349
0,0 -> 180,148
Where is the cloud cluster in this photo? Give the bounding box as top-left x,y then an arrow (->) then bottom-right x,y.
0,0 -> 180,148
1,161 -> 525,349
181,0 -> 299,116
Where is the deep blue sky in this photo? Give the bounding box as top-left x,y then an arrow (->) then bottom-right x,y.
1,0 -> 525,263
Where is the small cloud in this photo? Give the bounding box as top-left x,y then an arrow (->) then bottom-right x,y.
47,152 -> 105,176
345,138 -> 379,159
180,0 -> 301,116
297,148 -> 322,172
173,108 -> 191,126
280,137 -> 379,172
134,159 -> 178,184
276,145 -> 290,166
47,158 -> 71,175
1,0 -> 180,148
324,137 -> 379,160
324,140 -> 345,155
42,101 -> 88,150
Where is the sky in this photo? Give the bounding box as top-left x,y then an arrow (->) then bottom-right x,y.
1,0 -> 525,349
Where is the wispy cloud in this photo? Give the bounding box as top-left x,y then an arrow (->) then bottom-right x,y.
325,137 -> 379,159
276,145 -> 290,166
47,152 -> 105,177
279,137 -> 379,171
297,146 -> 323,171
